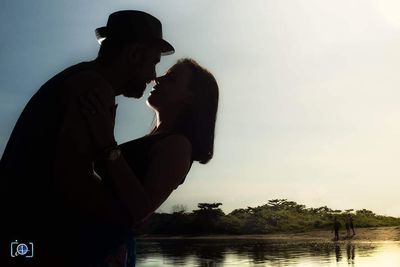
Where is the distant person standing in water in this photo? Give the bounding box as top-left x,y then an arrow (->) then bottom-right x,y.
345,216 -> 351,237
332,217 -> 341,241
347,214 -> 355,236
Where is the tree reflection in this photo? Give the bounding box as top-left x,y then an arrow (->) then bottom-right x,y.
193,241 -> 226,266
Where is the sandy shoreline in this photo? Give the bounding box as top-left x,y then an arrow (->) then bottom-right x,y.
137,226 -> 400,243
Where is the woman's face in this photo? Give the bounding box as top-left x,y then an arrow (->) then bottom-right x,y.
147,64 -> 192,111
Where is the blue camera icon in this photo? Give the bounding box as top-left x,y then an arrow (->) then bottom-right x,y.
10,240 -> 34,258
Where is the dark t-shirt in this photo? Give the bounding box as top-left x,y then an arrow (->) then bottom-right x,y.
333,221 -> 341,231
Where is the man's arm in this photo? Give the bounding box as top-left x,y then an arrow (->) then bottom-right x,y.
95,134 -> 192,222
54,82 -> 176,225
54,92 -> 133,226
56,78 -> 192,225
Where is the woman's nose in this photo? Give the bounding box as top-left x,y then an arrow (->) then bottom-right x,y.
154,75 -> 165,85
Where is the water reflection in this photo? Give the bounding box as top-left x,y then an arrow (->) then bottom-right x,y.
136,239 -> 400,266
335,244 -> 342,262
346,243 -> 355,265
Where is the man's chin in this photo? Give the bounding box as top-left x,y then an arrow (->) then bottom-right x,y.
122,83 -> 146,98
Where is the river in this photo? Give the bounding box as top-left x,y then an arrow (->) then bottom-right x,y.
135,239 -> 400,266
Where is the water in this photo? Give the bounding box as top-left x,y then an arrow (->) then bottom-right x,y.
135,239 -> 400,266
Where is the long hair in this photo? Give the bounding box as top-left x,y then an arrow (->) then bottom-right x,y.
179,59 -> 219,164
153,58 -> 219,164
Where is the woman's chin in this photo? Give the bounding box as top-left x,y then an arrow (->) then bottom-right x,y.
146,96 -> 160,111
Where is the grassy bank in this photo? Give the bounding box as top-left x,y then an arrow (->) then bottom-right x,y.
137,199 -> 400,236
138,226 -> 400,242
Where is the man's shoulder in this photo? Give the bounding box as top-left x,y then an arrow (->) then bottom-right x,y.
64,68 -> 113,94
60,63 -> 114,102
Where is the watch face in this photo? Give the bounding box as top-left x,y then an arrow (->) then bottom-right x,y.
109,148 -> 121,161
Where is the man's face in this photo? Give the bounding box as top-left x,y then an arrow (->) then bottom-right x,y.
122,46 -> 161,98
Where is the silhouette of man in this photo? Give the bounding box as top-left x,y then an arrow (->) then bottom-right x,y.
0,10 -> 174,266
332,216 -> 341,241
345,216 -> 351,237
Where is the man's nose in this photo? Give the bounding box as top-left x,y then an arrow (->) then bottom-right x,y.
146,70 -> 156,84
154,75 -> 164,85
150,67 -> 157,81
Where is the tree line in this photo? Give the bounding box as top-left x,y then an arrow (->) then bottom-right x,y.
136,199 -> 400,235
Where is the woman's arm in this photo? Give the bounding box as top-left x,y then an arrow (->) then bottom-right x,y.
54,75 -> 149,226
102,134 -> 192,222
143,134 -> 192,210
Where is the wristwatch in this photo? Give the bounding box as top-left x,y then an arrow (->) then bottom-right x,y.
101,143 -> 122,161
106,147 -> 122,161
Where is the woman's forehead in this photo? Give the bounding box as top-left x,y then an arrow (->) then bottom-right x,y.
168,63 -> 190,75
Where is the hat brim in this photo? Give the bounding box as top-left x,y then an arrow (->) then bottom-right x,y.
95,27 -> 174,56
155,39 -> 175,56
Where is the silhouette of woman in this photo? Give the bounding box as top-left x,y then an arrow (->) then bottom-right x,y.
80,58 -> 219,266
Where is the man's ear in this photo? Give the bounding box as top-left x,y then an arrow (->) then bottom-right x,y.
127,43 -> 145,65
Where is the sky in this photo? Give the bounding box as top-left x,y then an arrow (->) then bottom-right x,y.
1,0 -> 400,217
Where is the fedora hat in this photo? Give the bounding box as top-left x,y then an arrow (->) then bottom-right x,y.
95,10 -> 174,56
